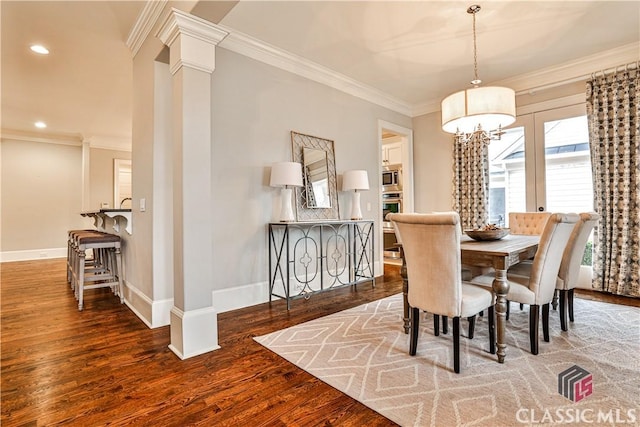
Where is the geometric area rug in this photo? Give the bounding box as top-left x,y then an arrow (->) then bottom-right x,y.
255,294 -> 640,426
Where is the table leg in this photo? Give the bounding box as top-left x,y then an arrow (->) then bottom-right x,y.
492,268 -> 509,363
400,246 -> 410,334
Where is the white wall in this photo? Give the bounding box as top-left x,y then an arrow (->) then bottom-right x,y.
0,139 -> 86,259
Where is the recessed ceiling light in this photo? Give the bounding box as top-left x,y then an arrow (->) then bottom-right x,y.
30,44 -> 49,55
35,121 -> 47,128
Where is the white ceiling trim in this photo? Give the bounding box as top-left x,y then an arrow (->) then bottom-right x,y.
126,0 -> 168,57
127,5 -> 638,120
0,129 -> 132,151
411,42 -> 640,117
85,135 -> 132,152
216,23 -> 413,117
1,129 -> 82,147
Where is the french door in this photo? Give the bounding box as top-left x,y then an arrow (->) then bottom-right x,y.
488,103 -> 592,226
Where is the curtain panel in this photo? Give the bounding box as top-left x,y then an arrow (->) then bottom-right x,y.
452,133 -> 490,230
586,65 -> 640,297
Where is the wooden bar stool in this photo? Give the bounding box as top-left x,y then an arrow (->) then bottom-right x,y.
67,230 -> 105,292
70,231 -> 124,311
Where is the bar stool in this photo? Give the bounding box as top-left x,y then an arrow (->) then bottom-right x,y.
67,230 -> 104,290
69,231 -> 124,311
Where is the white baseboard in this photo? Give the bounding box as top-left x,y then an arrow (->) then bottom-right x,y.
212,262 -> 381,313
212,281 -> 270,313
1,247 -> 66,262
123,280 -> 173,328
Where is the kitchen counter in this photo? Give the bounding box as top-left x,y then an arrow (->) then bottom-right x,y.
81,209 -> 132,234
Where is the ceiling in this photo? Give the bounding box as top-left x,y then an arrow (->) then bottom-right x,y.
2,1 -> 639,149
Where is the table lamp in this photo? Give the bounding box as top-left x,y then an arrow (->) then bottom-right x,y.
342,170 -> 369,220
270,161 -> 303,222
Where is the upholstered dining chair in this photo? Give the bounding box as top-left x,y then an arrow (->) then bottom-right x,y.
469,213 -> 578,355
387,212 -> 495,373
505,211 -> 553,314
508,212 -> 552,235
508,212 -> 600,331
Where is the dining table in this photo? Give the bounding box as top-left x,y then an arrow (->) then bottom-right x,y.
398,233 -> 540,364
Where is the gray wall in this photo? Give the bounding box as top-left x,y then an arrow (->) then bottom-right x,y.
209,47 -> 411,292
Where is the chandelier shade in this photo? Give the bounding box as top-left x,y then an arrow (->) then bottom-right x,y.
440,4 -> 516,138
441,86 -> 516,134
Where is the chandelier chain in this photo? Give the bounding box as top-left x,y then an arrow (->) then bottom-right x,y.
473,11 -> 478,83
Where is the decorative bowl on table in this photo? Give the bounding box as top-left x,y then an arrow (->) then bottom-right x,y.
464,227 -> 510,241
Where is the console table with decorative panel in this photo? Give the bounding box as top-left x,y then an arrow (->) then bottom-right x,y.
268,220 -> 375,309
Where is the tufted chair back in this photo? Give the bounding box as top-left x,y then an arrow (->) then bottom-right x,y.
509,212 -> 552,235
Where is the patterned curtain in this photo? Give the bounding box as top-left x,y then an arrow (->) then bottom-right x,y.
586,65 -> 640,297
452,132 -> 490,230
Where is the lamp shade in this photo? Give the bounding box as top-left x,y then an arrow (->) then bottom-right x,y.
342,170 -> 369,191
441,86 -> 516,134
270,162 -> 303,187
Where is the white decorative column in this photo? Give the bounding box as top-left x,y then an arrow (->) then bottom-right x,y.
157,8 -> 228,359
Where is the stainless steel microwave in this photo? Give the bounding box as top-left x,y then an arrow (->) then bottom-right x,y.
382,164 -> 402,192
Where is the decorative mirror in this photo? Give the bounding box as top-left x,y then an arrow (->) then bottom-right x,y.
291,131 -> 339,220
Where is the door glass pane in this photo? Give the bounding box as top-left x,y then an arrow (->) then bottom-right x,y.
543,115 -> 593,213
488,126 -> 526,227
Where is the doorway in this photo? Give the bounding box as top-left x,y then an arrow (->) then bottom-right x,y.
378,120 -> 413,270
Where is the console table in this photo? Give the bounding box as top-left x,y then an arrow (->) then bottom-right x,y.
268,220 -> 375,309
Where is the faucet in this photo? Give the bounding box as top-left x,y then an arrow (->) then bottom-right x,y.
120,197 -> 132,208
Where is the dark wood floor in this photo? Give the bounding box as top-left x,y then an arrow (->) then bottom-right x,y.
1,259 -> 404,426
2,260 -> 638,426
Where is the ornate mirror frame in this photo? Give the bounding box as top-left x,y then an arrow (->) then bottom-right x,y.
291,131 -> 340,221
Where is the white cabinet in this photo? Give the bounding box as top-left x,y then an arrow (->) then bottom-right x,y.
382,142 -> 403,165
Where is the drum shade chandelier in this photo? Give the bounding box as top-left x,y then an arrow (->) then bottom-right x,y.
441,4 -> 515,141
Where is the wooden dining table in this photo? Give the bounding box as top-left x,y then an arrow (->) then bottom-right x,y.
398,234 -> 540,363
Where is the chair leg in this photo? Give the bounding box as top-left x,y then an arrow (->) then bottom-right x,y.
442,316 -> 448,334
410,307 -> 420,356
568,289 -> 575,322
433,314 -> 440,337
453,317 -> 460,373
542,303 -> 550,342
530,305 -> 539,355
467,315 -> 476,339
552,289 -> 559,310
506,301 -> 510,320
520,303 -> 524,310
559,290 -> 568,331
488,306 -> 496,355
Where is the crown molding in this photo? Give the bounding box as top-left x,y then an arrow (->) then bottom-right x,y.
0,129 -> 131,151
1,129 -> 82,146
126,0 -> 168,57
85,135 -> 132,152
157,8 -> 228,48
502,42 -> 640,95
216,24 -> 412,117
411,42 -> 640,117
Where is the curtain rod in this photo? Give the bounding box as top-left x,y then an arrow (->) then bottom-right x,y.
517,60 -> 639,96
591,60 -> 639,78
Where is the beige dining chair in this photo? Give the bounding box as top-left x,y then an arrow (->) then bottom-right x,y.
505,211 -> 553,314
470,213 -> 578,355
509,212 -> 600,331
508,212 -> 552,235
388,212 -> 495,373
